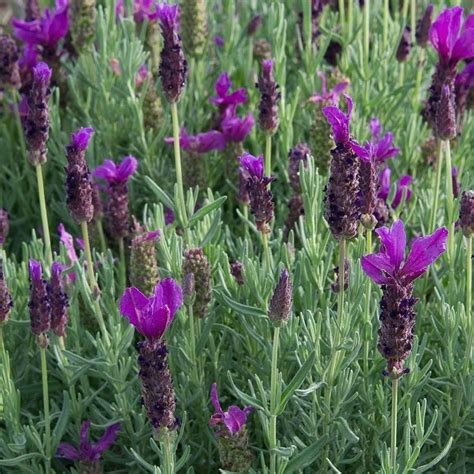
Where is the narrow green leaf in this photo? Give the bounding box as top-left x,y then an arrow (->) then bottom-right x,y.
414,437 -> 453,473
277,351 -> 316,415
145,177 -> 175,212
216,290 -> 266,318
200,209 -> 222,248
285,435 -> 329,473
51,392 -> 71,450
188,196 -> 227,227
227,371 -> 265,411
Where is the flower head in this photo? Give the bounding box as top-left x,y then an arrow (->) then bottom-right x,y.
94,156 -> 138,185
239,153 -> 264,180
416,4 -> 434,47
268,269 -> 293,326
391,175 -> 413,210
322,94 -> 353,146
0,34 -> 21,89
429,6 -> 474,67
0,209 -> 9,246
209,383 -> 252,436
460,191 -> 474,237
48,262 -> 68,337
28,258 -> 51,346
57,420 -> 120,464
396,26 -> 412,62
221,112 -> 254,143
13,0 -> 69,50
361,220 -> 448,285
308,71 -> 348,105
115,0 -> 160,23
210,73 -> 247,114
0,262 -> 13,324
120,278 -> 183,341
165,129 -> 227,153
257,59 -> 280,134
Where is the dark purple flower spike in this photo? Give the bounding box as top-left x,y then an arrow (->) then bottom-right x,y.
24,62 -> 52,165
322,94 -> 360,240
66,127 -> 95,224
28,259 -> 51,348
416,4 -> 433,48
362,220 -> 447,377
157,3 -> 187,103
268,269 -> 293,326
239,153 -> 274,233
0,209 -> 9,247
0,34 -> 21,89
57,420 -> 120,469
396,26 -> 412,62
0,262 -> 13,325
257,59 -> 280,135
460,191 -> 474,238
47,262 -> 69,338
94,156 -> 138,239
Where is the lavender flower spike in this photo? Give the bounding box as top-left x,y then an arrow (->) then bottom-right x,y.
257,59 -> 280,135
322,94 -> 360,240
0,34 -> 21,89
396,26 -> 411,62
48,262 -> 69,338
57,420 -> 120,471
157,3 -> 187,103
361,220 -> 448,377
0,209 -> 9,246
0,263 -> 13,325
460,191 -> 474,238
416,4 -> 433,48
94,156 -> 138,239
28,259 -> 51,348
210,383 -> 253,472
435,85 -> 456,140
268,269 -> 293,326
239,153 -> 274,233
24,62 -> 52,165
66,127 -> 95,224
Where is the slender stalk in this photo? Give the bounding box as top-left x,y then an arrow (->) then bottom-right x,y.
265,134 -> 272,178
96,220 -> 107,254
188,305 -> 199,385
269,325 -> 281,474
261,231 -> 271,272
338,0 -> 345,37
0,326 -> 4,358
347,0 -> 353,39
363,0 -> 370,103
412,49 -> 425,108
118,237 -> 126,294
161,429 -> 175,474
409,0 -> 416,43
465,236 -> 472,373
338,238 -> 346,321
58,336 -> 65,350
170,102 -> 186,226
429,140 -> 443,232
40,347 -> 51,473
383,0 -> 389,52
401,0 -> 409,27
363,230 -> 372,379
444,140 -> 455,259
391,377 -> 399,474
80,221 -> 110,345
35,165 -> 53,267
399,63 -> 405,87
12,91 -> 27,160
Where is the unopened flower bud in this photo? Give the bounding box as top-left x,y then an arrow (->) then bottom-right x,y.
268,269 -> 292,326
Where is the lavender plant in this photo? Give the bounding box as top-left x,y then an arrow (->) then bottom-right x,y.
0,1 -> 472,473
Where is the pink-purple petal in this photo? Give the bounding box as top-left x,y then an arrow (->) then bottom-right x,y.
375,220 -> 406,270
119,287 -> 149,327
210,383 -> 223,414
56,443 -> 80,460
361,255 -> 392,284
91,422 -> 120,457
153,278 -> 183,320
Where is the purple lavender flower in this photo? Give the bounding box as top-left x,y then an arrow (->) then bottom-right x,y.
221,112 -> 255,144
66,127 -> 95,224
460,191 -> 474,237
157,3 -> 187,103
257,59 -> 280,135
120,279 -> 182,432
115,0 -> 160,23
396,26 -> 412,62
268,269 -> 293,326
288,143 -> 311,193
454,62 -> 474,133
0,263 -> 13,324
120,278 -> 182,341
435,84 -> 456,140
451,166 -> 460,199
368,117 -> 400,164
416,4 -> 433,48
246,15 -> 262,36
0,34 -> 21,89
425,7 -> 474,131
24,62 -> 52,165
239,153 -> 274,233
209,383 -> 254,471
322,94 -> 360,240
210,73 -> 247,116
165,129 -> 227,153
25,0 -> 41,22
94,156 -> 138,239
214,35 -> 224,48
230,260 -> 244,286
13,0 -> 69,63
47,262 -> 68,338
28,259 -> 51,348
57,420 -> 120,471
362,220 -> 447,377
210,383 -> 252,435
391,175 -> 413,210
58,223 -> 80,284
374,167 -> 391,227
308,71 -> 349,106
0,209 -> 9,247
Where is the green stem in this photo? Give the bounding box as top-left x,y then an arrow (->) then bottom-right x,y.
161,429 -> 175,474
399,63 -> 405,87
265,134 -> 272,178
363,0 -> 370,103
118,237 -> 126,294
269,325 -> 280,474
401,0 -> 409,26
80,221 -> 110,346
429,140 -> 443,233
383,0 -> 389,52
0,325 -> 4,359
261,231 -> 271,272
40,347 -> 51,473
409,0 -> 416,43
188,305 -> 199,385
96,220 -> 107,255
444,140 -> 455,257
170,102 -> 187,226
391,377 -> 399,474
12,91 -> 27,161
363,230 -> 372,379
412,49 -> 425,109
338,238 -> 346,321
338,0 -> 345,38
347,0 -> 353,39
465,236 -> 472,373
35,165 -> 53,267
